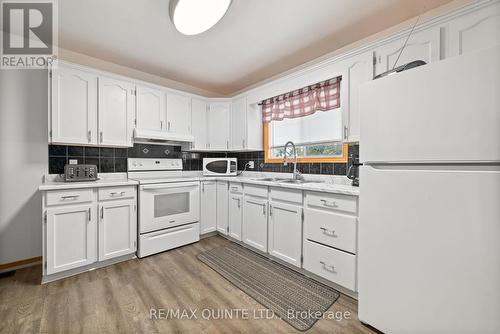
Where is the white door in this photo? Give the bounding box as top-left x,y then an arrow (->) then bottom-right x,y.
46,204 -> 97,275
50,63 -> 98,145
139,182 -> 200,233
98,76 -> 135,147
358,165 -> 500,333
136,85 -> 165,131
242,197 -> 268,252
360,46 -> 500,163
191,98 -> 208,149
98,200 -> 136,261
373,27 -> 441,76
200,181 -> 217,234
208,102 -> 230,150
339,51 -> 373,142
268,202 -> 302,267
231,97 -> 246,150
216,181 -> 229,235
166,92 -> 191,135
228,195 -> 242,241
449,3 -> 500,56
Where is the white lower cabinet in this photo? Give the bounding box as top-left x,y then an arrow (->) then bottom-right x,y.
46,204 -> 97,275
200,181 -> 217,234
216,181 -> 229,235
98,200 -> 136,261
42,185 -> 137,281
242,196 -> 268,252
228,194 -> 243,241
268,201 -> 302,267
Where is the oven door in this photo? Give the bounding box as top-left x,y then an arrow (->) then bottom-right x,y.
139,181 -> 200,234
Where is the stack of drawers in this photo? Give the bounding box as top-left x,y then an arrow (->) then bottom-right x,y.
303,191 -> 358,291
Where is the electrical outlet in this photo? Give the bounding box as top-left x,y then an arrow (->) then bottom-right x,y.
248,161 -> 255,169
69,159 -> 78,165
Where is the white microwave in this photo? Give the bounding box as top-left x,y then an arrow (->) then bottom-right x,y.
203,158 -> 237,176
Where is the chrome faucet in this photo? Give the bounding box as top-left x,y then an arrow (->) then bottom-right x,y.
284,141 -> 303,180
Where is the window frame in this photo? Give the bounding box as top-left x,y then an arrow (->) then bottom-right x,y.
263,122 -> 348,164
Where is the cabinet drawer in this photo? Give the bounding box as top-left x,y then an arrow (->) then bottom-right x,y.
303,240 -> 356,291
305,191 -> 357,214
138,223 -> 200,258
45,188 -> 93,206
229,182 -> 243,194
270,187 -> 302,204
98,186 -> 136,201
304,208 -> 357,254
244,184 -> 268,198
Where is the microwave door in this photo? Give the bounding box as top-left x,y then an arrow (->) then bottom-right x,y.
140,182 -> 200,233
205,160 -> 228,174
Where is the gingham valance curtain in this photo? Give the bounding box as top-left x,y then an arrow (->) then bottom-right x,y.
261,77 -> 341,123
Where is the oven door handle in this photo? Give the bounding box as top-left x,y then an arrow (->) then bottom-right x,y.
140,182 -> 200,190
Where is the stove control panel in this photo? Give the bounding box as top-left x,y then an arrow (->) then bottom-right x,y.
127,158 -> 183,171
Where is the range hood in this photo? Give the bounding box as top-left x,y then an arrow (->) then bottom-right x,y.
134,129 -> 194,142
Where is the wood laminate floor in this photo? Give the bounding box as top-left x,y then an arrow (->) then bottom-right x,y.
0,236 -> 378,334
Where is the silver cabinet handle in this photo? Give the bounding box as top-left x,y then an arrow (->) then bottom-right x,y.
109,191 -> 125,196
160,121 -> 163,130
88,208 -> 91,222
87,130 -> 91,143
100,131 -> 103,143
263,204 -> 266,215
231,186 -> 239,191
61,195 -> 80,199
168,121 -> 171,131
202,183 -> 205,192
320,199 -> 338,208
269,205 -> 273,216
343,125 -> 348,140
320,227 -> 337,237
169,220 -> 175,224
100,206 -> 104,219
227,140 -> 229,149
320,261 -> 335,272
242,139 -> 245,148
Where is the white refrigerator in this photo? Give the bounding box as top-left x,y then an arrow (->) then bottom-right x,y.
358,46 -> 500,333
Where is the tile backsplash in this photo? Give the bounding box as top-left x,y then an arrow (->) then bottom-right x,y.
48,143 -> 359,176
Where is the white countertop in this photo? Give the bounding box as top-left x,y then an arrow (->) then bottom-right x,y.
39,173 -> 138,191
39,172 -> 359,196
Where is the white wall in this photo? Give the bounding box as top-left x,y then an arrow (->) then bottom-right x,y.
0,70 -> 48,265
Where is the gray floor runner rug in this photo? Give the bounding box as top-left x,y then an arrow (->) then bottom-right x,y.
197,243 -> 340,331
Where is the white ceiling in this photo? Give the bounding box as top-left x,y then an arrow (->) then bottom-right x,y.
59,0 -> 453,96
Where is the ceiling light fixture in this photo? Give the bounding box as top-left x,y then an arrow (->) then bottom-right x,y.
170,0 -> 232,36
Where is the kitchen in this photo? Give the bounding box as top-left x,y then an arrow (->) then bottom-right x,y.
0,0 -> 499,333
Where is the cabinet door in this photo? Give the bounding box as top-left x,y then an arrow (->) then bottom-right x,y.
374,27 -> 441,77
98,200 -> 136,261
449,3 -> 500,56
228,195 -> 242,241
269,202 -> 302,267
339,52 -> 373,142
166,92 -> 191,134
200,182 -> 217,234
242,197 -> 268,252
50,64 -> 98,145
136,85 -> 165,131
46,204 -> 97,275
231,97 -> 247,150
98,76 -> 135,147
216,181 -> 229,235
208,102 -> 230,150
191,98 -> 208,150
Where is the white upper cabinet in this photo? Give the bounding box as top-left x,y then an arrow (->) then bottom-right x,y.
136,84 -> 165,132
191,98 -> 208,149
449,2 -> 500,56
373,27 -> 441,77
50,63 -> 98,145
98,76 -> 135,147
338,51 -> 373,143
208,102 -> 231,150
166,92 -> 191,135
231,97 -> 247,150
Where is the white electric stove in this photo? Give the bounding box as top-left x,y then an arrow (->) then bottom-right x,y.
128,158 -> 200,258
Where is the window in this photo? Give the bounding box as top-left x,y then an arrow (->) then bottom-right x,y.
262,77 -> 347,163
